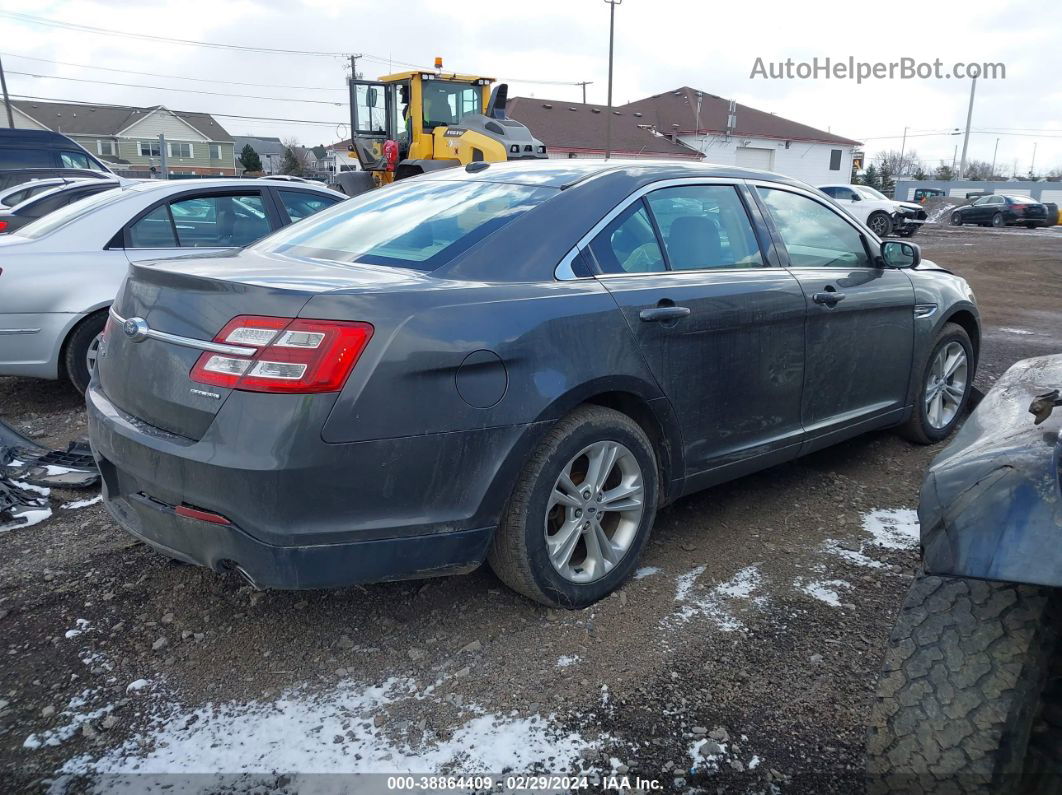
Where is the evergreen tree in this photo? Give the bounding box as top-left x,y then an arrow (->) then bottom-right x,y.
238,144 -> 263,173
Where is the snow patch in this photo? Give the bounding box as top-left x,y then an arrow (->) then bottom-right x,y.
0,506 -> 52,532
64,619 -> 91,639
633,566 -> 660,580
797,579 -> 851,608
61,677 -> 604,778
666,565 -> 763,632
556,655 -> 580,668
10,479 -> 50,496
125,679 -> 151,693
62,495 -> 102,510
997,327 -> 1034,336
862,508 -> 920,550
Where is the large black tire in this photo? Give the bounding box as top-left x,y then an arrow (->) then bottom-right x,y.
63,310 -> 107,395
951,211 -> 964,226
898,322 -> 974,444
869,211 -> 894,237
992,212 -> 1005,228
487,405 -> 658,609
867,575 -> 1059,794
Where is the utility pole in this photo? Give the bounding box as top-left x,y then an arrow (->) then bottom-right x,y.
576,81 -> 593,104
1030,142 -> 1038,176
990,137 -> 999,179
604,0 -> 621,159
957,76 -> 976,180
0,55 -> 14,128
898,126 -> 908,176
158,133 -> 168,179
348,54 -> 363,144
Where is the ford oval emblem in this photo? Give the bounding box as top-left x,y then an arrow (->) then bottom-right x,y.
123,317 -> 149,343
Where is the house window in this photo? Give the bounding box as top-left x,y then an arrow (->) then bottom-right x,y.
829,149 -> 843,171
97,140 -> 116,157
139,141 -> 161,157
209,143 -> 222,160
168,142 -> 194,159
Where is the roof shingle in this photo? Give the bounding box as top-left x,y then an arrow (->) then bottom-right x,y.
13,100 -> 233,142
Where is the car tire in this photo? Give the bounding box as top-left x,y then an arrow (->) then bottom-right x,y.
898,322 -> 974,444
63,310 -> 107,396
868,211 -> 894,237
951,211 -> 964,226
866,574 -> 1059,794
1025,223 -> 1037,229
992,212 -> 1005,228
488,405 -> 658,609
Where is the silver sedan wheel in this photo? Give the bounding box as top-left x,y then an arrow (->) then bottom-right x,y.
924,341 -> 968,429
85,332 -> 103,374
544,440 -> 644,584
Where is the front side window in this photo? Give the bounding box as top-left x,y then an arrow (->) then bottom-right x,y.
588,203 -> 665,274
758,187 -> 870,268
645,185 -> 763,270
257,180 -> 555,271
139,141 -> 161,158
422,82 -> 481,129
59,151 -> 90,169
277,190 -> 341,222
168,142 -> 193,159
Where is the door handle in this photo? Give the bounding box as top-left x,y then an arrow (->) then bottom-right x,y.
813,291 -> 846,307
639,306 -> 691,323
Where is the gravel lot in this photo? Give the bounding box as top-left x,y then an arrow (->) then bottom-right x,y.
1,223 -> 1060,793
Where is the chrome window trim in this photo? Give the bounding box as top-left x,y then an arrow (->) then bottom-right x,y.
108,308 -> 257,356
554,177 -> 769,281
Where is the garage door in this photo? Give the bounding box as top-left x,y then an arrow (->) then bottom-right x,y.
735,146 -> 774,170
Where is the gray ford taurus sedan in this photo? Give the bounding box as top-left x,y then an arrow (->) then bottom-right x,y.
87,160 -> 980,608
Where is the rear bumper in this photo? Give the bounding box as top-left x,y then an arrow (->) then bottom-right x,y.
86,381 -> 532,589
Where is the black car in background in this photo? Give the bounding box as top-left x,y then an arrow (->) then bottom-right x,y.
0,179 -> 121,234
951,194 -> 1049,228
0,128 -> 113,173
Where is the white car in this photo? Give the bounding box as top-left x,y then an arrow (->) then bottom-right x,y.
0,178 -> 345,393
818,184 -> 928,238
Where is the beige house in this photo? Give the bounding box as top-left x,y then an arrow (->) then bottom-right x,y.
10,100 -> 236,176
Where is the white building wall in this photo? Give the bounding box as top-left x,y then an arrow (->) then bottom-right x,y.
677,134 -> 855,186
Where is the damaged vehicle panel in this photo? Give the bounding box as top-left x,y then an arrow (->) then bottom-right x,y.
919,354 -> 1062,587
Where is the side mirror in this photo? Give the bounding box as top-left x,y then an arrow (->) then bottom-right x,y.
881,240 -> 921,269
366,87 -> 378,108
850,193 -> 861,202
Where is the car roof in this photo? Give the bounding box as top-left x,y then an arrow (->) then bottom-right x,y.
126,178 -> 340,195
415,158 -> 811,190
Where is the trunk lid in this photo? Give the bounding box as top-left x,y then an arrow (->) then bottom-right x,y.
97,250 -> 417,440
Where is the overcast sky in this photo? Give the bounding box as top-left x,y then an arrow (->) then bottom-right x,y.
3,0 -> 1060,176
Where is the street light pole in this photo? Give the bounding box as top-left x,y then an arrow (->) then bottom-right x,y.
957,76 -> 976,180
898,126 -> 908,175
604,0 -> 621,160
990,137 -> 999,179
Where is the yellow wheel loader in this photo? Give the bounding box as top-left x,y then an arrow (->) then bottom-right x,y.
339,61 -> 547,193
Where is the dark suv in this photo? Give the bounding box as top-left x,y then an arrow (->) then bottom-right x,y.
0,128 -> 113,191
88,160 -> 981,608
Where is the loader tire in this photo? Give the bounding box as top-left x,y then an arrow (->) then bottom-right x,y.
866,575 -> 1059,794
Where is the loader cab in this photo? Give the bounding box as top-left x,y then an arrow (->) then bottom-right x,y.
347,69 -> 497,184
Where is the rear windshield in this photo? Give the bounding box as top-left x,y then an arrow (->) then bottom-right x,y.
15,186 -> 128,240
255,179 -> 557,271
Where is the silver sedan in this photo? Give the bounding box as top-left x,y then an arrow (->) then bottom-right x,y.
0,178 -> 345,392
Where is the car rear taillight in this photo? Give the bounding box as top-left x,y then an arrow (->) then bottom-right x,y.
190,315 -> 373,394
0,220 -> 8,232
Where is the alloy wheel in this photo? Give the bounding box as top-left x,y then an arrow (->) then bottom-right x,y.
869,214 -> 889,235
544,440 -> 644,583
85,333 -> 103,375
924,341 -> 968,429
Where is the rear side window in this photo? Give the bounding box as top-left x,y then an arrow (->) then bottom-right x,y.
129,205 -> 177,247
646,185 -> 763,270
588,203 -> 665,274
258,180 -> 556,271
758,187 -> 870,268
60,151 -> 91,169
0,148 -> 54,169
278,189 -> 341,222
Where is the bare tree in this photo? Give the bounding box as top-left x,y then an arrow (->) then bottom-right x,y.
962,160 -> 1001,181
874,149 -> 924,178
1045,166 -> 1062,183
280,137 -> 316,177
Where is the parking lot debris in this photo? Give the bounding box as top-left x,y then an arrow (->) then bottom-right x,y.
0,420 -> 99,489
0,476 -> 51,530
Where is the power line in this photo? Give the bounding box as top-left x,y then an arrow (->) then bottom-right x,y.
9,93 -> 344,128
0,51 -> 347,91
6,70 -> 345,106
